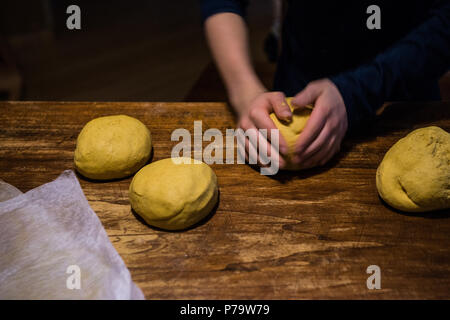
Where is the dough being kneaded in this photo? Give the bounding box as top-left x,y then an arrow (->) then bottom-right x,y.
376,126 -> 450,212
270,97 -> 312,170
129,157 -> 218,230
74,115 -> 152,180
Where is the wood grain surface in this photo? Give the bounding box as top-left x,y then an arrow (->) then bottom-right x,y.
0,100 -> 449,299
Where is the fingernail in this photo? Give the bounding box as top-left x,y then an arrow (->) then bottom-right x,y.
280,112 -> 292,123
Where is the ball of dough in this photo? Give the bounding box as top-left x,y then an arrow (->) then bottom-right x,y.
270,97 -> 312,170
129,157 -> 218,230
376,126 -> 450,212
74,115 -> 152,180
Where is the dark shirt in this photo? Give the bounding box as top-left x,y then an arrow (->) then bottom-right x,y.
200,0 -> 450,132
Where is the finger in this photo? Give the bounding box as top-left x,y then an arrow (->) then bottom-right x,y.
299,142 -> 332,169
257,127 -> 286,168
299,134 -> 337,169
240,123 -> 286,168
249,106 -> 289,155
237,118 -> 252,163
243,137 -> 257,165
295,125 -> 334,163
293,105 -> 327,156
244,125 -> 260,166
318,131 -> 344,166
243,134 -> 286,168
318,144 -> 340,166
268,92 -> 292,122
291,83 -> 323,109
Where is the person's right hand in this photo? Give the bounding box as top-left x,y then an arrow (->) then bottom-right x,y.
236,91 -> 293,168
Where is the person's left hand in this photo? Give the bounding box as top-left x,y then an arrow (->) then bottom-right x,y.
290,79 -> 348,169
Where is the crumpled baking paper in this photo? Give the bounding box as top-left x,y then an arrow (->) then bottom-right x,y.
0,170 -> 144,300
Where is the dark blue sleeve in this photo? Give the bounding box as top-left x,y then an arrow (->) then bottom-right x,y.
200,0 -> 249,23
330,2 -> 450,133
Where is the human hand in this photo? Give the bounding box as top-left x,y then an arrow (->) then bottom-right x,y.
237,91 -> 293,168
291,79 -> 348,169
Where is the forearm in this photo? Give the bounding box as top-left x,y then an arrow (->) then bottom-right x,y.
205,12 -> 266,114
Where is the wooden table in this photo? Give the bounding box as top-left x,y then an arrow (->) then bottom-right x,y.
0,101 -> 449,299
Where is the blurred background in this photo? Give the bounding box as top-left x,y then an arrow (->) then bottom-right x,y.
0,0 -> 448,102
0,0 -> 275,102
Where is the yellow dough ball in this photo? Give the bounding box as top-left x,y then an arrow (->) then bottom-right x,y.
129,157 -> 219,230
74,115 -> 152,180
376,126 -> 450,212
269,97 -> 312,170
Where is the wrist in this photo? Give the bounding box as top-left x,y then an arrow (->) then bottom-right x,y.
229,82 -> 267,116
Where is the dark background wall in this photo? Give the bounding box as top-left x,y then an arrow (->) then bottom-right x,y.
0,1 -> 448,102
0,0 -> 274,102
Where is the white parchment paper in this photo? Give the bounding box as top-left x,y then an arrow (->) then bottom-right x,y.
0,170 -> 144,300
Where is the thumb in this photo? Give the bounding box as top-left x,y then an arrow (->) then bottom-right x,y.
291,83 -> 322,109
268,92 -> 292,122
